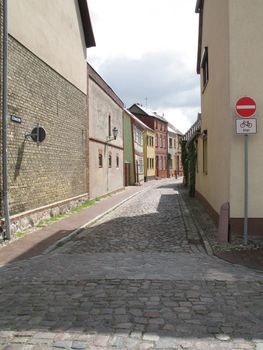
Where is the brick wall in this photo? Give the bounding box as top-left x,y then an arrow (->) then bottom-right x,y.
6,36 -> 88,216
0,1 -> 4,216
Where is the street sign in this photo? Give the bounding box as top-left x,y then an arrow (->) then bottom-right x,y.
10,114 -> 22,124
236,118 -> 257,134
235,96 -> 256,118
234,97 -> 257,245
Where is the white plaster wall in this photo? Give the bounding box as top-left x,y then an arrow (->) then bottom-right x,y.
89,80 -> 123,149
89,79 -> 124,199
9,0 -> 87,93
229,0 -> 263,218
89,142 -> 123,199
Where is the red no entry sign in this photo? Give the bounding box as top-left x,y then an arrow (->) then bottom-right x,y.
236,96 -> 256,118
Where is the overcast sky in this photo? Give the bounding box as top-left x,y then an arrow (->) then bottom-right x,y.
87,0 -> 200,133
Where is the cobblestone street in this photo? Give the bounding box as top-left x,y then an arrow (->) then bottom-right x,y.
0,179 -> 262,350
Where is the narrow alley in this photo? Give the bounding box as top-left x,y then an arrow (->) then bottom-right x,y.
0,179 -> 262,350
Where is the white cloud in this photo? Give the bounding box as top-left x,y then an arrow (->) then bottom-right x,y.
88,0 -> 200,134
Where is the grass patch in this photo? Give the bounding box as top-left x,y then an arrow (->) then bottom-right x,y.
15,230 -> 28,239
14,197 -> 101,238
47,213 -> 66,223
71,199 -> 98,213
36,220 -> 46,228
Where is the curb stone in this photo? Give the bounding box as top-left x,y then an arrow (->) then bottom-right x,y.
178,191 -> 214,256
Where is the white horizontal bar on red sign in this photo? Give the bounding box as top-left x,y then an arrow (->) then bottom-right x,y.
236,105 -> 256,109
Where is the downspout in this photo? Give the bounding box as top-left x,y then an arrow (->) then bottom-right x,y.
2,0 -> 11,240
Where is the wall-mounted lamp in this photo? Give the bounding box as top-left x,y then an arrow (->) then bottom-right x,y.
107,126 -> 118,141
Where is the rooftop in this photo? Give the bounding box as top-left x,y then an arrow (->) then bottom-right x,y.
129,103 -> 168,123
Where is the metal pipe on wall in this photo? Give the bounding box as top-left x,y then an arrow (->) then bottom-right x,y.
2,0 -> 11,240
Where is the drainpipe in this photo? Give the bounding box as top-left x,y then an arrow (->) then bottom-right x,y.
2,0 -> 11,240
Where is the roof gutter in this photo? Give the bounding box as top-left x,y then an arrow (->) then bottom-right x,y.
78,0 -> 96,48
196,0 -> 204,74
195,0 -> 201,13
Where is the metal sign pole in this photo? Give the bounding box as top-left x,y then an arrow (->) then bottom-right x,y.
244,134 -> 248,245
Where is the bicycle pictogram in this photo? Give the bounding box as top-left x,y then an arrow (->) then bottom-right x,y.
240,120 -> 253,128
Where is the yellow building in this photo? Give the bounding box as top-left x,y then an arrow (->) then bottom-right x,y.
144,129 -> 155,181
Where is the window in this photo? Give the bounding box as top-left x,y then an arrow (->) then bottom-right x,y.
138,130 -> 143,145
203,132 -> 208,174
108,115 -> 111,137
174,138 -> 177,148
98,153 -> 103,168
148,135 -> 153,147
169,138 -> 173,148
116,155 -> 119,168
156,134 -> 158,147
148,136 -> 153,147
201,47 -> 209,91
108,153 -> 112,168
160,156 -> 163,170
160,135 -> 162,148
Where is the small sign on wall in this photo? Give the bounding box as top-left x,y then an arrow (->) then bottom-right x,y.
10,115 -> 22,124
235,118 -> 257,134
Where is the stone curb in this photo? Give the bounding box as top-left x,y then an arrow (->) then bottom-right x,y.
190,209 -> 214,256
179,189 -> 214,256
43,182 -> 158,255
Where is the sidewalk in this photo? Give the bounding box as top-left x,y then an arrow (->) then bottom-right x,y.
0,180 -> 158,266
180,184 -> 263,272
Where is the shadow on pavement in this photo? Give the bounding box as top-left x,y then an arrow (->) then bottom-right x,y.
0,181 -> 262,345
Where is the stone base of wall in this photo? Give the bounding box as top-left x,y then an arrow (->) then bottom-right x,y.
195,191 -> 220,226
3,193 -> 89,237
156,170 -> 168,178
230,218 -> 263,237
144,176 -> 155,182
195,190 -> 263,237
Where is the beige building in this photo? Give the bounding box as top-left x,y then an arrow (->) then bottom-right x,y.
1,0 -> 95,237
195,0 -> 263,236
87,64 -> 124,199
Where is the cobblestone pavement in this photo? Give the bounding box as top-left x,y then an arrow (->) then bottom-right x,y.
0,179 -> 262,350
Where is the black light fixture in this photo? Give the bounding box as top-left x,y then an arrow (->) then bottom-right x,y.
107,126 -> 118,141
112,127 -> 118,140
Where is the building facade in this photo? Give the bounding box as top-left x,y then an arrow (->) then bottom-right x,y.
124,109 -> 154,185
0,0 -> 95,235
168,123 -> 183,178
123,110 -> 135,186
87,64 -> 124,199
132,118 -> 144,185
144,128 -> 155,181
195,0 -> 263,236
129,104 -> 168,178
